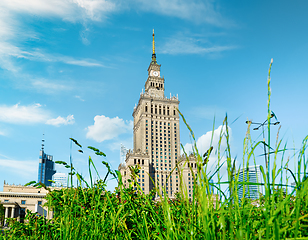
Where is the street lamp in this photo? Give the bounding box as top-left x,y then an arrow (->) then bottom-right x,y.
245,111 -> 280,169
246,111 -> 280,197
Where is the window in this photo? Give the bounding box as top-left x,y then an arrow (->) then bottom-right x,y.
38,201 -> 42,205
21,200 -> 26,205
4,199 -> 9,202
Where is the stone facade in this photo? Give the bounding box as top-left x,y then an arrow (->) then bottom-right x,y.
118,31 -> 198,199
0,182 -> 60,225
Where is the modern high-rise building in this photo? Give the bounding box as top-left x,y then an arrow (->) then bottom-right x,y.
118,30 -> 198,199
237,165 -> 262,200
38,140 -> 56,187
52,173 -> 67,187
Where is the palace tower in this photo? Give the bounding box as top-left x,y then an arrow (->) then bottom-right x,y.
118,30 -> 196,199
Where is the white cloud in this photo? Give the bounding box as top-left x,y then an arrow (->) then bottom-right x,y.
183,125 -> 232,170
0,130 -> 5,136
0,103 -> 49,124
0,103 -> 75,127
161,36 -> 236,55
0,159 -> 37,177
86,115 -> 132,142
46,115 -> 75,126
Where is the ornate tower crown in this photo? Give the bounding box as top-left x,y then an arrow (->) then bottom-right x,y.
145,30 -> 164,98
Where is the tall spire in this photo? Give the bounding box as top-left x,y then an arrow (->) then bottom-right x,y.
152,29 -> 157,63
41,134 -> 45,151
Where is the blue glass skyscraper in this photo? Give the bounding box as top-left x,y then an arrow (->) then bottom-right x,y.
38,144 -> 56,186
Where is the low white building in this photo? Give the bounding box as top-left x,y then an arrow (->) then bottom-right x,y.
0,182 -> 61,226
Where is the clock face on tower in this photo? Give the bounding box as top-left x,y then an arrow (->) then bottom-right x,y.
153,71 -> 159,77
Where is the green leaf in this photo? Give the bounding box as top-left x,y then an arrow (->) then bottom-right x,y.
70,138 -> 82,148
95,151 -> 106,157
88,146 -> 99,152
115,170 -> 122,185
25,181 -> 36,186
55,161 -> 68,166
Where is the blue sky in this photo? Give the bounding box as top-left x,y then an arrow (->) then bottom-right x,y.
0,0 -> 308,191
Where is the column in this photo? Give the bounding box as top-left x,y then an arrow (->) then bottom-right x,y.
11,207 -> 15,218
4,207 -> 9,225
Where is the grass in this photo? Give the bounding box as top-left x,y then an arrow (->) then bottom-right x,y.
1,59 -> 308,239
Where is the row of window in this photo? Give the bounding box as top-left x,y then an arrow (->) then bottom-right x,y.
150,82 -> 163,88
187,163 -> 197,168
145,105 -> 177,116
3,200 -> 42,205
134,159 -> 145,165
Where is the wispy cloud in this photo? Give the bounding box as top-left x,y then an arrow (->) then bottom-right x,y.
0,159 -> 37,177
75,95 -> 85,102
0,43 -> 105,70
0,0 -> 233,72
31,79 -> 73,93
0,103 -> 75,127
23,49 -> 105,67
161,36 -> 236,55
0,0 -> 116,23
131,0 -> 229,26
0,0 -> 112,72
86,115 -> 133,142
